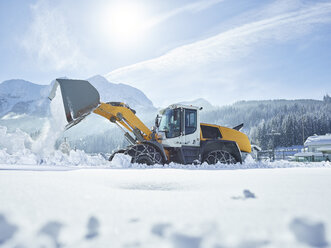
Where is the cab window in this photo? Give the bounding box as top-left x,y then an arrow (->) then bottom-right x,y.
185,109 -> 197,135
159,108 -> 181,138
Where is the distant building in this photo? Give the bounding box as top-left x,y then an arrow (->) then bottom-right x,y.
294,134 -> 331,162
275,145 -> 303,160
257,145 -> 303,161
251,144 -> 261,160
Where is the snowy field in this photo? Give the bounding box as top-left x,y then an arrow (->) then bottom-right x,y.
1,158 -> 331,248
1,90 -> 330,247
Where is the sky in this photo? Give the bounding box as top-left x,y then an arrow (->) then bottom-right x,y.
0,0 -> 331,107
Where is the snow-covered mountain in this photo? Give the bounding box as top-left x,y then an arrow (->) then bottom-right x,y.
88,75 -> 155,112
0,76 -> 157,139
0,79 -> 50,117
0,76 -> 156,119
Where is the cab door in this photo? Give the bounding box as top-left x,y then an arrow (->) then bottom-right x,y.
183,108 -> 200,146
158,108 -> 184,147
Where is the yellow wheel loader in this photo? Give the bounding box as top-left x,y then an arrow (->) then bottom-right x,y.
49,79 -> 252,165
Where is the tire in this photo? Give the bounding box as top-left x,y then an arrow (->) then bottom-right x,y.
204,150 -> 237,164
125,144 -> 163,165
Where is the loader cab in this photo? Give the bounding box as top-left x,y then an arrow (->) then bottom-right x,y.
158,104 -> 201,147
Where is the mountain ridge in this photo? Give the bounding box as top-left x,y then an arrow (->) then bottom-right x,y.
87,75 -> 155,111
0,75 -> 156,118
177,98 -> 214,111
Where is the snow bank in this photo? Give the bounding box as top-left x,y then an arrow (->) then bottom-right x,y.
0,86 -> 108,167
0,124 -> 107,166
0,143 -> 107,167
1,125 -> 330,168
0,126 -> 33,154
109,153 -> 331,170
0,116 -> 110,166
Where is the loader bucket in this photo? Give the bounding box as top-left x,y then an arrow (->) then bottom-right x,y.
49,79 -> 100,129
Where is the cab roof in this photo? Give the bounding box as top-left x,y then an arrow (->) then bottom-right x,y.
159,104 -> 201,114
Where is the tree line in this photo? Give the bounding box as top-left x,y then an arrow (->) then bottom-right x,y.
201,95 -> 331,149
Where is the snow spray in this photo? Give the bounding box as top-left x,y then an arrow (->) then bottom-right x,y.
31,85 -> 67,155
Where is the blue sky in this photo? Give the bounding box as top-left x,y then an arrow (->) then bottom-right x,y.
0,0 -> 331,106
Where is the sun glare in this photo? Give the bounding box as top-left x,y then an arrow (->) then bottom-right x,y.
101,2 -> 150,44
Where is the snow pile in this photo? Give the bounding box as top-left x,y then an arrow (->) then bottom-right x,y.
0,86 -> 108,167
0,142 -> 107,167
109,152 -> 132,168
0,127 -> 107,165
0,126 -> 33,154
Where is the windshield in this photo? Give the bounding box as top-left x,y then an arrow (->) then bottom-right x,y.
159,108 -> 181,138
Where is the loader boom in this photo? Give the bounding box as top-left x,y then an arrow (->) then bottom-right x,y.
93,102 -> 154,142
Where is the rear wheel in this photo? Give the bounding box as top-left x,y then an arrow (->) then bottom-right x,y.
204,150 -> 237,164
125,144 -> 163,165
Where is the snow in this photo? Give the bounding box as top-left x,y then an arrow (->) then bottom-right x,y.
0,86 -> 108,167
0,214 -> 18,245
88,75 -> 156,112
31,85 -> 67,155
0,166 -> 331,247
0,79 -> 46,102
289,218 -> 328,247
0,79 -> 50,117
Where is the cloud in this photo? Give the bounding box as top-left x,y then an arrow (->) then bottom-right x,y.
106,1 -> 331,107
148,0 -> 225,28
21,0 -> 88,71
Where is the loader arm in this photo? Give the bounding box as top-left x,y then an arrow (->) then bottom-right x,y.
93,102 -> 154,142
50,78 -> 156,144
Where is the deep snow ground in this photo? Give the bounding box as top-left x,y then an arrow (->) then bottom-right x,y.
0,165 -> 330,248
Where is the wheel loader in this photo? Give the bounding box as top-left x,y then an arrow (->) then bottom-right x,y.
49,79 -> 251,165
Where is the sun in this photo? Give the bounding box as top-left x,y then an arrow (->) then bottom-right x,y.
100,2 -> 150,43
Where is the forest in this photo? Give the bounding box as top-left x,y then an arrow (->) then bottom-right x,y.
201,95 -> 331,149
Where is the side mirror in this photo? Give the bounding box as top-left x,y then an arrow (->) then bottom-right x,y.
155,114 -> 160,128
